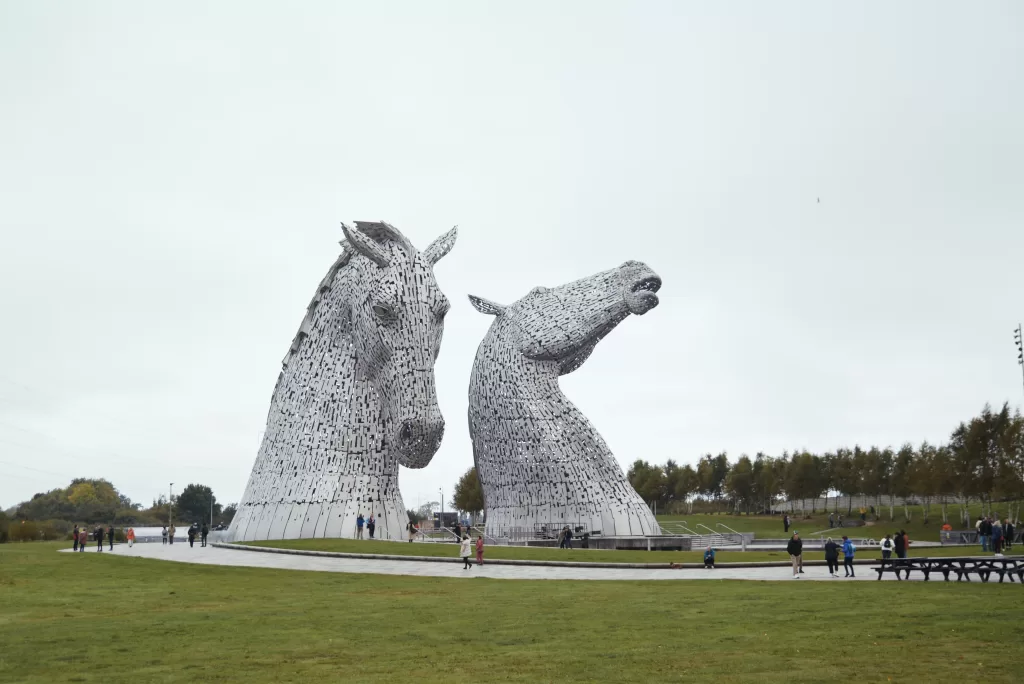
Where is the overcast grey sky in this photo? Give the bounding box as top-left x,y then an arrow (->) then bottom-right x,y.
1,2 -> 1022,512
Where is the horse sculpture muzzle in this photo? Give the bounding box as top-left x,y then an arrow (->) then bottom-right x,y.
620,261 -> 662,315
395,413 -> 445,468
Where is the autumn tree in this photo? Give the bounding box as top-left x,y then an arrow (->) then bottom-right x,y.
452,467 -> 484,517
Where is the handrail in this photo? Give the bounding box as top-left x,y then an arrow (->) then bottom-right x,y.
696,523 -> 716,534
716,523 -> 740,535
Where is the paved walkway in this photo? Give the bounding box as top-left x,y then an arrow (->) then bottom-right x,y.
63,542 -> 883,582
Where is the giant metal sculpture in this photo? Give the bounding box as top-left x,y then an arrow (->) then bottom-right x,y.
468,260 -> 663,537
228,221 -> 457,542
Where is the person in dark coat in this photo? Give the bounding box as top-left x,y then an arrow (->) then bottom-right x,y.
824,537 -> 840,577
73,525 -> 80,552
95,526 -> 104,552
367,516 -> 376,539
703,546 -> 716,569
108,526 -> 115,550
787,532 -> 803,578
201,523 -> 209,547
1004,519 -> 1014,551
187,524 -> 197,548
893,530 -> 906,559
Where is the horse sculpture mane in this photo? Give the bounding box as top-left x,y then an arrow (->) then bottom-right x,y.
228,221 -> 456,542
467,260 -> 662,538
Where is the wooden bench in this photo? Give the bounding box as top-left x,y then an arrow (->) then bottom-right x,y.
873,556 -> 1024,583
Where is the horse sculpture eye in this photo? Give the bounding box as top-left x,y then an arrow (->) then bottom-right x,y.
372,303 -> 394,320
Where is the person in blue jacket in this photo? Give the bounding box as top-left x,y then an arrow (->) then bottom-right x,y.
703,546 -> 716,569
841,535 -> 856,578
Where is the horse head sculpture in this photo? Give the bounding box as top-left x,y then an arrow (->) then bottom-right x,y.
341,221 -> 455,467
467,260 -> 662,538
228,220 -> 456,542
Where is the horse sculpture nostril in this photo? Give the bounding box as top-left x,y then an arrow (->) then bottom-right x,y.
399,422 -> 415,445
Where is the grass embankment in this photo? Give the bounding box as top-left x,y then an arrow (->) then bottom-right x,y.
240,538 -> 1010,564
2,543 -> 1023,683
656,507 -> 1003,542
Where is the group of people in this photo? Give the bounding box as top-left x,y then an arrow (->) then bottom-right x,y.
72,525 -> 136,552
784,531 -> 858,579
976,516 -> 1015,555
878,531 -> 911,561
827,513 -> 845,528
459,534 -> 484,569
186,523 -> 210,547
355,514 -> 378,539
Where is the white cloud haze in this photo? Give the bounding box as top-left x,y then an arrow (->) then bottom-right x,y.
1,2 -> 1022,512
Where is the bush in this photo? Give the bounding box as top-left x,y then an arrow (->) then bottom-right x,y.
7,520 -> 64,542
0,512 -> 9,543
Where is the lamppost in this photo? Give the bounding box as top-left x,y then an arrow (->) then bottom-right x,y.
169,482 -> 174,528
210,491 -> 214,529
1015,324 -> 1023,400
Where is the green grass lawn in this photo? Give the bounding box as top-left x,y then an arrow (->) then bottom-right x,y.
1,542 -> 1023,683
240,537 -> 1013,565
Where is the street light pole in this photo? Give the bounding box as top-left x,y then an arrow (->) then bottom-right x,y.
210,491 -> 214,529
1014,324 -> 1024,403
169,482 -> 174,529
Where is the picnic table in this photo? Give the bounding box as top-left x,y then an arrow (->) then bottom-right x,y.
873,555 -> 1024,583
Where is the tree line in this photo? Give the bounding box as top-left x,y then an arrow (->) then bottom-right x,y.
626,403 -> 1024,525
2,478 -> 237,541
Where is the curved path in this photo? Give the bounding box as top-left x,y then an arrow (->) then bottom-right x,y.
65,541 -> 881,582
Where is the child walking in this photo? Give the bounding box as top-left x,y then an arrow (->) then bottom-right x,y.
460,535 -> 473,570
475,535 -> 484,566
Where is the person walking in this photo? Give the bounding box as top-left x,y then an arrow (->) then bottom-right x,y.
406,520 -> 417,543
828,513 -> 834,529
355,514 -> 365,540
108,526 -> 115,551
168,524 -> 176,545
201,523 -> 209,547
880,535 -> 894,563
73,525 -> 80,552
976,517 -> 986,551
991,520 -> 1003,556
126,527 -> 135,548
824,537 -> 840,577
842,535 -> 856,577
78,528 -> 87,552
187,524 -> 197,548
95,526 -> 104,552
454,522 -> 462,541
703,545 -> 716,569
1004,519 -> 1014,551
893,530 -> 906,559
787,531 -> 803,578
460,535 -> 473,570
475,535 -> 484,566
783,515 -> 790,534
367,515 -> 376,539
563,527 -> 574,550
901,530 -> 911,558
162,526 -> 168,545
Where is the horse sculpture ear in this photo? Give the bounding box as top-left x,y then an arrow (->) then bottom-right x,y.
341,222 -> 390,268
468,294 -> 506,316
422,226 -> 458,266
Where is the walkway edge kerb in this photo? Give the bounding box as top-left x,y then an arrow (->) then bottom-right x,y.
211,543 -> 877,569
